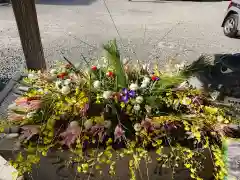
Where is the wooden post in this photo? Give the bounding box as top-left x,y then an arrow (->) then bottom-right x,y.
11,0 -> 46,70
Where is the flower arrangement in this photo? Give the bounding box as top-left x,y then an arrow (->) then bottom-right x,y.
0,39 -> 238,179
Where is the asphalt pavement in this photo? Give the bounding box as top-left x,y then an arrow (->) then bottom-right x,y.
0,0 -> 239,80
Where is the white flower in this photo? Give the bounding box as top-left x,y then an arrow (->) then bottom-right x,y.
93,80 -> 101,89
134,123 -> 141,132
136,96 -> 144,104
28,73 -> 38,80
84,119 -> 93,129
104,120 -> 112,128
55,80 -> 62,89
69,121 -> 79,128
103,91 -> 112,99
129,83 -> 138,91
145,105 -> 152,113
50,69 -> 57,75
64,79 -> 71,85
140,82 -> 148,88
61,85 -> 71,95
143,77 -> 150,84
133,104 -> 141,111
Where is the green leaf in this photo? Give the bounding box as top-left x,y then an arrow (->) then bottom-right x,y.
103,39 -> 127,90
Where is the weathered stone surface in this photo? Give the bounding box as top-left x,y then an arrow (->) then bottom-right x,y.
25,148 -> 214,180
225,139 -> 240,180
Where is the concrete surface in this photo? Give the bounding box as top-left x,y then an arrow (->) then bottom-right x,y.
0,0 -> 239,81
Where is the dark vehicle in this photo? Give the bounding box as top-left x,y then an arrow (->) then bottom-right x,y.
222,0 -> 240,38
0,0 -> 10,4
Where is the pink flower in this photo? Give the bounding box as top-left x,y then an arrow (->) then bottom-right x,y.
114,125 -> 125,142
90,124 -> 105,142
141,117 -> 154,132
60,126 -> 82,148
19,125 -> 40,141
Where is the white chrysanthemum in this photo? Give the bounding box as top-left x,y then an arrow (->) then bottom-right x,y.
50,69 -> 57,75
140,82 -> 148,88
55,80 -> 62,89
103,91 -> 112,99
104,120 -> 112,128
93,80 -> 101,89
133,104 -> 141,111
143,77 -> 150,84
61,85 -> 71,95
84,119 -> 93,129
136,96 -> 144,104
64,79 -> 71,85
145,105 -> 152,113
129,83 -> 138,91
134,123 -> 141,132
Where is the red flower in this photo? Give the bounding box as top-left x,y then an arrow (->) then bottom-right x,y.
151,75 -> 160,81
106,71 -> 114,77
57,72 -> 68,79
91,66 -> 97,71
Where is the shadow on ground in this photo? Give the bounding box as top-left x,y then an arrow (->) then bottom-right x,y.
36,0 -> 96,5
192,53 -> 240,99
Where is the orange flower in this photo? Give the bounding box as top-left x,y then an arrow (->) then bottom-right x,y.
15,97 -> 28,105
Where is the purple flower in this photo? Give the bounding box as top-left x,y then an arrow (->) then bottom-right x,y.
128,90 -> 136,97
121,95 -> 129,103
122,88 -> 128,94
114,125 -> 125,142
155,77 -> 160,81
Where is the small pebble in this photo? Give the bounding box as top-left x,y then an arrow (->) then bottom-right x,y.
5,133 -> 19,139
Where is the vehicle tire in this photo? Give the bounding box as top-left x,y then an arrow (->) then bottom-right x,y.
223,14 -> 239,38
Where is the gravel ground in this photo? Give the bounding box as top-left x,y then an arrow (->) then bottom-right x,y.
0,0 -> 240,81
1,0 -> 240,116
